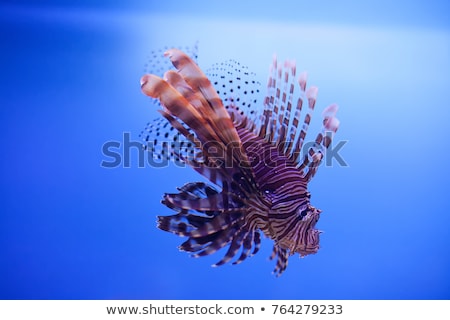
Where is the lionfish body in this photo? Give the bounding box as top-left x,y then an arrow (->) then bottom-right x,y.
140,49 -> 339,276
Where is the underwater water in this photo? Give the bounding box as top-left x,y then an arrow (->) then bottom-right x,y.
1,1 -> 449,299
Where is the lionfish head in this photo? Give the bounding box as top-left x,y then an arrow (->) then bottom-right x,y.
296,205 -> 322,256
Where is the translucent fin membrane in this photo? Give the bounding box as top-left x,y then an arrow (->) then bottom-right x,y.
206,59 -> 262,125
139,116 -> 202,164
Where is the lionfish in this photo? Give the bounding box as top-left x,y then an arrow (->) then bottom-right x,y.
139,47 -> 339,276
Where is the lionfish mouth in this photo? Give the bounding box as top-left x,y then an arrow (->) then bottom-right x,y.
139,46 -> 339,276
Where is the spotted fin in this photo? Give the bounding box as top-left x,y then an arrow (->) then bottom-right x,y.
206,59 -> 262,125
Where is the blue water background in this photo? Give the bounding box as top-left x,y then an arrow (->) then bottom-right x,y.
1,1 -> 449,299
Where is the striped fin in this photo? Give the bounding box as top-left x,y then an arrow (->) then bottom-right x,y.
190,228 -> 237,258
158,205 -> 242,238
297,103 -> 339,180
260,56 -> 306,150
291,85 -> 318,164
163,50 -> 244,150
269,245 -> 289,277
141,74 -> 218,145
158,206 -> 262,268
212,227 -> 246,266
175,181 -> 218,199
164,70 -> 211,114
141,74 -> 232,172
266,55 -> 286,145
144,44 -> 198,109
260,55 -> 340,173
156,181 -> 264,267
261,55 -> 278,143
232,230 -> 259,264
164,190 -> 243,212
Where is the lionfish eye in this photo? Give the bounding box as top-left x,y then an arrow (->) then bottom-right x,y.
298,206 -> 309,219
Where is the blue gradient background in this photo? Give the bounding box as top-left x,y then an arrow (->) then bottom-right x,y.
1,1 -> 449,299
